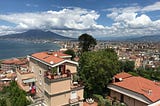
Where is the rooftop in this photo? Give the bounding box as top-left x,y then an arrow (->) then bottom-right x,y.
1,58 -> 27,65
114,72 -> 132,79
31,51 -> 66,64
112,72 -> 160,102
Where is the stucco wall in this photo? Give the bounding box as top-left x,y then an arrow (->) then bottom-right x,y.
51,79 -> 70,94
65,63 -> 77,74
51,92 -> 70,106
110,90 -> 147,106
29,58 -> 47,96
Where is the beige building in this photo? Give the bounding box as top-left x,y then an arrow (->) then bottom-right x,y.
28,51 -> 84,106
16,64 -> 35,92
108,72 -> 160,106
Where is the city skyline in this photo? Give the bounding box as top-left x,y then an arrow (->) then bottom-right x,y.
0,0 -> 160,38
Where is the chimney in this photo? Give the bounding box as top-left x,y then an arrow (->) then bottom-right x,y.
54,53 -> 58,57
50,61 -> 54,65
112,77 -> 115,83
148,89 -> 152,95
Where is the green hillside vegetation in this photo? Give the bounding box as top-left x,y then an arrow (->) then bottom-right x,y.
0,81 -> 31,106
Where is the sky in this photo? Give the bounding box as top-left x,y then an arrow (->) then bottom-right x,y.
0,0 -> 160,38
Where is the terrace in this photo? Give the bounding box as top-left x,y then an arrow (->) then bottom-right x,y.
44,70 -> 71,83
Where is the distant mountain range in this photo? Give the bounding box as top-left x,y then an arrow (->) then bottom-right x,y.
0,30 -> 74,40
127,35 -> 160,42
0,29 -> 160,42
98,35 -> 160,42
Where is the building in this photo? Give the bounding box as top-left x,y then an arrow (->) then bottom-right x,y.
1,58 -> 27,72
16,62 -> 35,92
28,51 -> 84,106
108,72 -> 160,106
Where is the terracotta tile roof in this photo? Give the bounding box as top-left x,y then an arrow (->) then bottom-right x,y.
31,52 -> 65,64
113,75 -> 160,102
1,58 -> 20,64
114,72 -> 132,79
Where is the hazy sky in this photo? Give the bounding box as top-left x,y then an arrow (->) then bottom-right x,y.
0,0 -> 160,38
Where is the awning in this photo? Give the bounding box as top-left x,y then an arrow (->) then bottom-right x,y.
0,78 -> 11,81
23,78 -> 35,83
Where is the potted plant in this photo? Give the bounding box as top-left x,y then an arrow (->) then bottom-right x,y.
50,67 -> 57,79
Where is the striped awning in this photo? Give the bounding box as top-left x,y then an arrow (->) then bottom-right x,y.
23,78 -> 35,83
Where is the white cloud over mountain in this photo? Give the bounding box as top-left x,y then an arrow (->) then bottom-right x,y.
0,2 -> 160,38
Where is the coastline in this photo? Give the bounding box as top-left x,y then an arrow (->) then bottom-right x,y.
0,39 -> 61,60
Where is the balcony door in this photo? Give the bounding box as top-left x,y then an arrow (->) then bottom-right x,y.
71,91 -> 77,99
59,65 -> 65,74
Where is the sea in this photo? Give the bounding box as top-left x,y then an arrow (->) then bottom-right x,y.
0,39 -> 61,60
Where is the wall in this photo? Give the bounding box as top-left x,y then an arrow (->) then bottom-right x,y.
65,63 -> 77,74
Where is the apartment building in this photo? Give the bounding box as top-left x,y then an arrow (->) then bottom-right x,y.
1,58 -> 27,72
16,63 -> 35,92
108,72 -> 160,106
28,51 -> 84,106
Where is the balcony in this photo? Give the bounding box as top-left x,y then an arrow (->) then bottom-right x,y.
69,96 -> 80,104
44,71 -> 71,83
17,69 -> 33,75
71,81 -> 84,90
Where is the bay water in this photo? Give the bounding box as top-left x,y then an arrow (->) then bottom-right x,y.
0,39 -> 61,60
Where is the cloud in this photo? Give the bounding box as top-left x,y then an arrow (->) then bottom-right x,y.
0,2 -> 160,38
0,8 -> 103,36
142,2 -> 160,12
26,3 -> 38,7
105,1 -> 160,37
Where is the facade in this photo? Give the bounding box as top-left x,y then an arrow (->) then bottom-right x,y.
28,51 -> 84,106
108,72 -> 160,106
1,58 -> 27,72
16,63 -> 35,92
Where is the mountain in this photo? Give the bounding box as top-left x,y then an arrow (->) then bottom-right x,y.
127,35 -> 160,42
97,35 -> 160,42
0,30 -> 74,40
96,36 -> 138,41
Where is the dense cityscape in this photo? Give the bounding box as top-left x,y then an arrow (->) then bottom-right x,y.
0,0 -> 160,106
0,36 -> 160,106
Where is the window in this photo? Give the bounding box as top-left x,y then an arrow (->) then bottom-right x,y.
120,94 -> 124,102
71,91 -> 77,99
39,70 -> 42,75
39,79 -> 42,85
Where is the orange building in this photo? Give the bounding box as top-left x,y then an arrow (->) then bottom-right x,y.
108,72 -> 160,106
28,51 -> 84,106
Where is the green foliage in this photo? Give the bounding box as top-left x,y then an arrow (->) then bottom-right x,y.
78,33 -> 97,52
0,98 -> 7,106
127,67 -> 160,81
137,67 -> 160,81
0,81 -> 31,106
52,67 -> 57,74
119,60 -> 135,72
79,49 -> 119,97
93,94 -> 111,106
63,49 -> 76,60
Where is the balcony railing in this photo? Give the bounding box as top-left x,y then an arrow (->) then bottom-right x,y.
71,81 -> 84,90
44,71 -> 71,83
69,96 -> 80,104
17,70 -> 33,74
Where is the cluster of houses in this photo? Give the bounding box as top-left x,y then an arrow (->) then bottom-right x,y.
0,47 -> 160,106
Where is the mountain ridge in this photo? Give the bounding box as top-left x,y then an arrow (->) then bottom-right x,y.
0,30 -> 74,40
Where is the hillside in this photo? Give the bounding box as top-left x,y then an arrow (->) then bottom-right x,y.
127,35 -> 160,42
0,30 -> 74,40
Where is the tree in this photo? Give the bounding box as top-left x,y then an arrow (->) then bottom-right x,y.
0,81 -> 31,106
78,33 -> 97,52
78,49 -> 119,97
63,49 -> 76,60
119,60 -> 135,72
